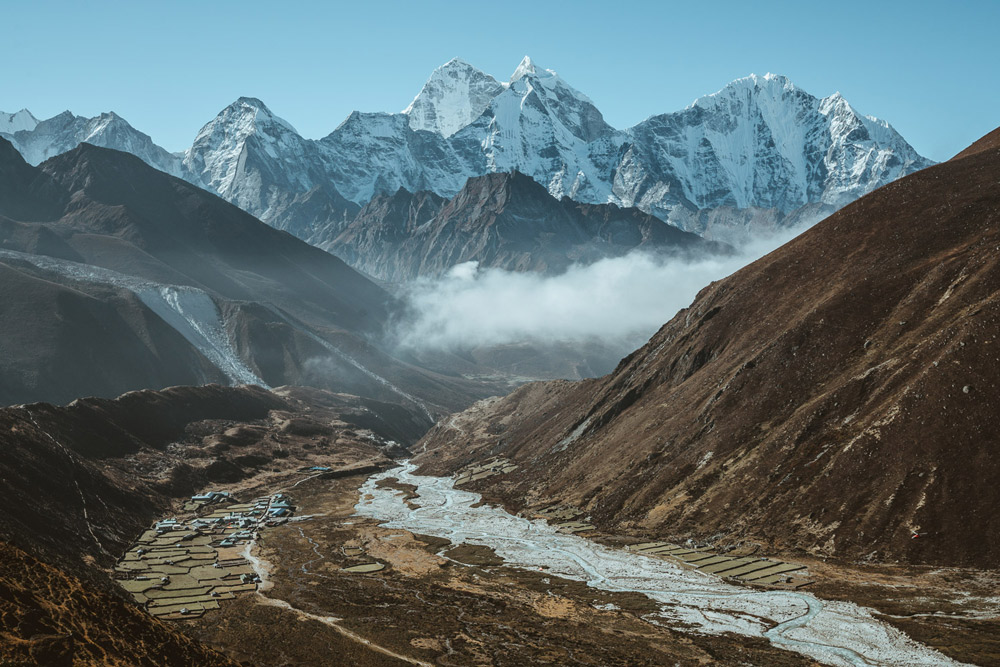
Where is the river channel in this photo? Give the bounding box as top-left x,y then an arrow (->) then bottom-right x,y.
355,462 -> 962,667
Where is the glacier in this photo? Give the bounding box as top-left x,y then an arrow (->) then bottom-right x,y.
0,249 -> 267,387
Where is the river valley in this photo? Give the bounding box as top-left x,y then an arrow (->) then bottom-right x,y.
354,464 -> 960,667
169,457 -> 1000,666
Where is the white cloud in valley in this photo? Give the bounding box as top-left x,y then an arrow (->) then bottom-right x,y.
391,228 -> 807,352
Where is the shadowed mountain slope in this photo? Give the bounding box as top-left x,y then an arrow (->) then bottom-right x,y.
0,260 -> 227,405
414,128 -> 1000,569
0,138 -> 497,413
323,170 -> 719,282
33,141 -> 388,332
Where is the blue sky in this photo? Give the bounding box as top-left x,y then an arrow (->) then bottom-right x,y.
4,0 -> 997,160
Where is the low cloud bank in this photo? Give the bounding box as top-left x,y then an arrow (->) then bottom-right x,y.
391,228 -> 806,352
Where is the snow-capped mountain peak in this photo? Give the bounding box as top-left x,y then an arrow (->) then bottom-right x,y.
0,108 -> 39,134
1,108 -> 180,176
183,97 -> 323,215
85,112 -> 126,138
207,97 -> 299,136
403,58 -> 504,137
74,112 -> 181,176
492,55 -> 611,145
3,60 -> 934,250
621,71 -> 933,224
508,56 -> 562,91
690,72 -> 799,111
510,55 -> 539,82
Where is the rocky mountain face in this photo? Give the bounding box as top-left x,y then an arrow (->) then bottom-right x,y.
1,59 -> 933,252
263,183 -> 360,241
0,138 -> 497,414
412,128 -> 1000,570
0,383 -> 413,666
403,57 -> 505,136
323,170 -> 718,282
322,186 -> 447,277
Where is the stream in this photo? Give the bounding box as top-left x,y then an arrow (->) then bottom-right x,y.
355,462 -> 963,667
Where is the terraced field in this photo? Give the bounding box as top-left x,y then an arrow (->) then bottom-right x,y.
530,505 -> 813,589
114,494 -> 293,619
623,542 -> 813,588
453,457 -> 517,486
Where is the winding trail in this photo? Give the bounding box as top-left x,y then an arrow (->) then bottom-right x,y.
21,408 -> 112,558
355,463 -> 965,667
242,535 -> 432,667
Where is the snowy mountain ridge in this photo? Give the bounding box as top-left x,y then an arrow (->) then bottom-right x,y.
1,109 -> 182,177
181,96 -> 329,218
1,58 -> 933,244
0,109 -> 39,134
616,71 -> 931,224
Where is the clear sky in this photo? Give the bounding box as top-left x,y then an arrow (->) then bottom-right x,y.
4,0 -> 997,161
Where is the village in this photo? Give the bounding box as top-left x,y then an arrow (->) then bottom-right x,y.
115,455 -> 814,626
112,461 -> 397,621
112,454 -> 815,627
113,488 -> 296,619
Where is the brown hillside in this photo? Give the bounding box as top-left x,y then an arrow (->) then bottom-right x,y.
952,127 -> 1000,161
415,128 -> 1000,569
0,383 -> 412,665
0,542 -> 236,667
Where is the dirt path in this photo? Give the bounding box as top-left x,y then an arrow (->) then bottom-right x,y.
241,514 -> 432,667
22,407 -> 112,558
